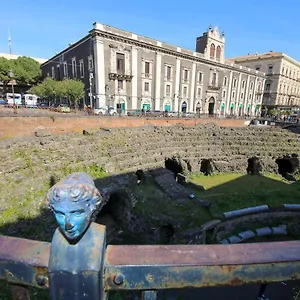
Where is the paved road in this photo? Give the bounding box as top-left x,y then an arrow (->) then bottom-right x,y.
156,281 -> 296,300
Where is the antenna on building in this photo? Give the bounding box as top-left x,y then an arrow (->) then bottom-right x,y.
8,28 -> 12,54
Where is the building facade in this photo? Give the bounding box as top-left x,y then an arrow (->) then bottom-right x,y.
41,23 -> 266,116
230,52 -> 300,111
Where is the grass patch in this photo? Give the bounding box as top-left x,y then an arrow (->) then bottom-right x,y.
189,173 -> 300,216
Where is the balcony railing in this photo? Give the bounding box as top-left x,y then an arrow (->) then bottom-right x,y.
109,73 -> 133,81
207,84 -> 221,90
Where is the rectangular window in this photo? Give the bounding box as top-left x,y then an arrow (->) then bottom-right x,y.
183,86 -> 187,96
72,58 -> 77,77
144,82 -> 149,92
79,60 -> 84,78
198,72 -> 203,82
88,56 -> 93,70
212,73 -> 217,85
232,91 -> 235,99
167,66 -> 171,79
118,80 -> 123,90
166,84 -> 171,95
63,62 -> 68,77
145,62 -> 150,75
268,66 -> 273,73
56,65 -> 61,80
266,83 -> 271,91
224,77 -> 227,86
197,88 -> 201,96
233,78 -> 237,87
242,81 -> 245,88
116,53 -> 125,73
223,90 -> 226,97
51,67 -> 55,79
183,69 -> 188,81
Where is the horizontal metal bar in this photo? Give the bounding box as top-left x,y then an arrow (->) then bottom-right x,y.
0,235 -> 50,288
1,234 -> 300,292
104,242 -> 300,290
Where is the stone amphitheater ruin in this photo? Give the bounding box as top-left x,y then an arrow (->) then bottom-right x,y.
1,123 -> 300,245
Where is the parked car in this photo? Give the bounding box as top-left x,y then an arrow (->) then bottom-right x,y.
94,106 -> 117,116
57,104 -> 71,113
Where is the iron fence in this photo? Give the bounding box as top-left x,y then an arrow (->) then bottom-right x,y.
0,226 -> 300,299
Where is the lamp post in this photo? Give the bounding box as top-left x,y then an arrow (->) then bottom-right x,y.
89,72 -> 93,108
9,71 -> 16,113
118,87 -> 121,116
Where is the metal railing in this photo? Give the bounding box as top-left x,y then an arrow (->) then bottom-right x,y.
1,228 -> 300,299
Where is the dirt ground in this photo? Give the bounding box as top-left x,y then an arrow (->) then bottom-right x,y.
0,111 -> 246,139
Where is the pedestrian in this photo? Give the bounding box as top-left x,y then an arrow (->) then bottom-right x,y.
84,104 -> 88,116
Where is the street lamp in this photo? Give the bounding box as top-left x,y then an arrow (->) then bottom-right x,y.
118,87 -> 121,116
89,72 -> 94,108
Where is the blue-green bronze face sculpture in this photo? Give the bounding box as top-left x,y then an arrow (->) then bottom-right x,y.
47,172 -> 102,242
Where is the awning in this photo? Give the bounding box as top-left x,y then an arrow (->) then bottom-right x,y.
230,103 -> 234,108
247,104 -> 251,108
221,103 -> 225,107
239,104 -> 243,108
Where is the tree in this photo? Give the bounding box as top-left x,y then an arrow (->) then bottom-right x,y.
28,78 -> 84,105
13,56 -> 42,86
63,79 -> 84,105
0,57 -> 14,93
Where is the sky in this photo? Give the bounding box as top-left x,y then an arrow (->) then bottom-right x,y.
0,0 -> 300,61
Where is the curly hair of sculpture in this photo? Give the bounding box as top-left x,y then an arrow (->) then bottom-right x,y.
47,172 -> 102,242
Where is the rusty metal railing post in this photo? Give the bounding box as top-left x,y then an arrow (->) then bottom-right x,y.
47,172 -> 106,300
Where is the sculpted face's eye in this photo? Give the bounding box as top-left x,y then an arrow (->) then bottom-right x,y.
71,209 -> 85,216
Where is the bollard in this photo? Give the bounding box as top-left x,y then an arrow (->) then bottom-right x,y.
47,172 -> 106,300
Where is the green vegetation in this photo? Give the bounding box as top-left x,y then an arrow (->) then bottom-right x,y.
29,77 -> 84,105
189,173 -> 300,216
0,56 -> 42,93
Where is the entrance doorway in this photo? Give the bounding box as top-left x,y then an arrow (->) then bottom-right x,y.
142,103 -> 151,111
230,103 -> 234,115
220,103 -> 225,115
238,104 -> 243,116
117,100 -> 125,114
208,97 -> 215,115
181,101 -> 187,113
164,102 -> 171,112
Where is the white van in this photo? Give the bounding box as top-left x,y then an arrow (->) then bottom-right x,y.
22,94 -> 39,108
5,93 -> 22,106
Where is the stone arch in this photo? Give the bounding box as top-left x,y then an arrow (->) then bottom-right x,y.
208,97 -> 215,115
216,45 -> 221,60
165,157 -> 183,178
210,43 -> 215,58
159,224 -> 175,244
181,101 -> 187,113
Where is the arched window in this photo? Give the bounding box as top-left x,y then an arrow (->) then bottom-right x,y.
250,82 -> 253,89
210,43 -> 215,58
282,67 -> 284,74
216,46 -> 221,60
223,76 -> 227,86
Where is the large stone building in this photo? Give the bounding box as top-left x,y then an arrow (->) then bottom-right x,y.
41,23 -> 266,116
230,51 -> 300,111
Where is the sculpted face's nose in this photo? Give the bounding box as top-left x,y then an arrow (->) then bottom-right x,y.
65,221 -> 73,230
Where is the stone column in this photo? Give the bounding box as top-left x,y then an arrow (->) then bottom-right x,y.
155,52 -> 162,110
252,77 -> 258,116
235,72 -> 242,115
243,75 -> 250,115
174,58 -> 181,112
189,62 -> 196,112
131,47 -> 138,110
225,71 -> 233,115
93,36 -> 105,109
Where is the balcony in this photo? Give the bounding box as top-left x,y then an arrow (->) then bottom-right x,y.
109,73 -> 133,81
207,84 -> 221,90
